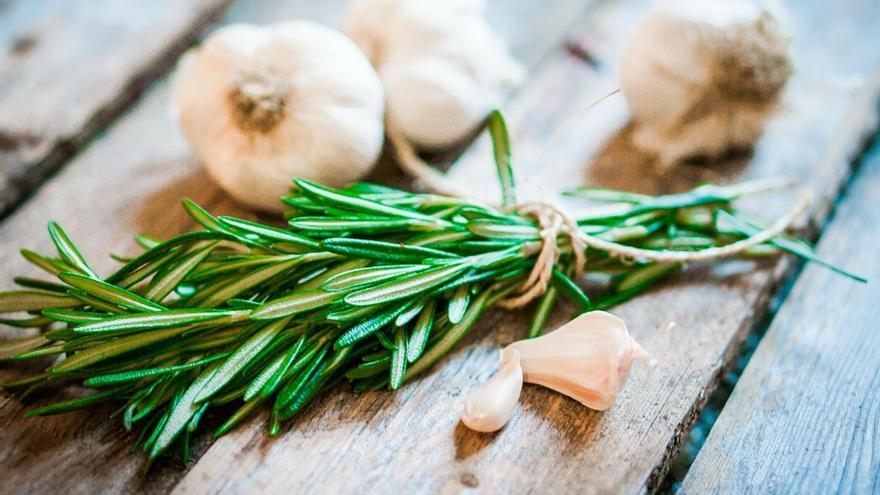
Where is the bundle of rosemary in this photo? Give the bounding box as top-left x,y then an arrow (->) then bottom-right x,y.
0,112 -> 858,464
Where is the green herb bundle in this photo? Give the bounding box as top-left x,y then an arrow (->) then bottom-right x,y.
0,112 -> 858,464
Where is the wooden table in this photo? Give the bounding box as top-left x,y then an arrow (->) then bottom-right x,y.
1,1 -> 878,493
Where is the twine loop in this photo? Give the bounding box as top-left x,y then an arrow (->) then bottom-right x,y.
498,202 -> 586,309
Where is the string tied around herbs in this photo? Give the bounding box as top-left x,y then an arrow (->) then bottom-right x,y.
387,97 -> 815,310
495,192 -> 809,309
498,201 -> 586,309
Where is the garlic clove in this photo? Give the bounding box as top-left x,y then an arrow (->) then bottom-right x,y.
507,311 -> 650,411
342,0 -> 522,149
460,348 -> 523,433
382,57 -> 489,149
172,21 -> 385,213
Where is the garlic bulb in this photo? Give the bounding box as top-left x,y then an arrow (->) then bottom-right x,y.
461,348 -> 523,433
343,0 -> 523,149
172,21 -> 385,212
619,0 -> 793,165
508,311 -> 650,410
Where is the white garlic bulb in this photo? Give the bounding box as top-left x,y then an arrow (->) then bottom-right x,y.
343,0 -> 523,149
172,21 -> 385,212
460,348 -> 523,433
619,0 -> 793,165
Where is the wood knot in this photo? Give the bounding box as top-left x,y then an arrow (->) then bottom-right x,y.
459,472 -> 479,488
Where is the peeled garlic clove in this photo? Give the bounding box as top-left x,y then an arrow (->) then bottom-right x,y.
343,0 -> 522,149
461,348 -> 523,433
172,21 -> 385,213
619,0 -> 792,165
507,311 -> 650,411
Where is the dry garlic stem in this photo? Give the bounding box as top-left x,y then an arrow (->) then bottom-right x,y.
460,348 -> 523,433
344,0 -> 523,149
461,311 -> 650,433
172,21 -> 385,212
620,0 -> 793,165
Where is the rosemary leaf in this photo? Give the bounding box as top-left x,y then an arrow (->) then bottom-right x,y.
52,326 -> 196,373
57,272 -> 166,312
321,238 -> 459,264
219,215 -> 319,249
335,304 -> 412,349
192,317 -> 291,403
144,242 -> 218,302
389,327 -> 408,390
323,264 -> 429,292
488,109 -> 516,208
447,284 -> 470,324
0,335 -> 49,360
48,222 -> 98,278
344,263 -> 470,307
149,363 -> 221,459
294,179 -> 453,228
84,353 -> 230,387
251,290 -> 338,320
74,308 -> 246,334
406,300 -> 436,364
0,290 -> 79,313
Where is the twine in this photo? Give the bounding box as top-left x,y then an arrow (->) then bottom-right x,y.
498,202 -> 587,309
497,193 -> 807,308
385,119 -> 467,197
385,108 -> 810,310
578,193 -> 809,264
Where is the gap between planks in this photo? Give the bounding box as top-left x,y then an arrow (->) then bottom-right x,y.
0,0 -> 234,219
680,133 -> 880,495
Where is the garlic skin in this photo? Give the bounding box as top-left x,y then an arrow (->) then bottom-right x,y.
343,0 -> 523,149
461,348 -> 523,433
619,0 -> 793,166
507,311 -> 650,410
381,57 -> 489,149
172,21 -> 385,212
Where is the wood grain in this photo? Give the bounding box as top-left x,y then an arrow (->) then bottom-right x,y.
679,144 -> 880,494
0,1 -> 590,494
0,84 -> 257,495
0,0 -> 231,217
171,1 -> 880,494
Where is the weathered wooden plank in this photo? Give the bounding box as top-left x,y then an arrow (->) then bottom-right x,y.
222,0 -> 590,69
679,144 -> 880,494
0,86 -> 253,495
171,1 -> 880,494
0,0 -> 231,217
0,2 -> 588,494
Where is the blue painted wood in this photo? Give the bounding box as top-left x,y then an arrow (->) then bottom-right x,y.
681,143 -> 880,494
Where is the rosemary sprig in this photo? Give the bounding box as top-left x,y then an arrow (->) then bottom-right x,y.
0,113 -> 859,464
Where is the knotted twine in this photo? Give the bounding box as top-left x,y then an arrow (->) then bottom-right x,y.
497,201 -> 585,309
